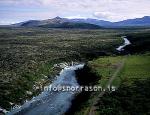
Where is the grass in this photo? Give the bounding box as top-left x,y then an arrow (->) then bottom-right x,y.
89,54 -> 150,87
116,55 -> 150,85
89,56 -> 124,87
75,54 -> 150,115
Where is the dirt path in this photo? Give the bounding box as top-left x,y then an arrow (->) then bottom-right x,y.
89,58 -> 126,115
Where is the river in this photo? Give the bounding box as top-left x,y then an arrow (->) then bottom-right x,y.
116,36 -> 131,51
7,36 -> 131,115
7,64 -> 84,115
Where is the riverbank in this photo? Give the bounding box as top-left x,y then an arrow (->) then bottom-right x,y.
67,54 -> 150,115
65,33 -> 150,114
65,65 -> 99,114
65,36 -> 130,114
7,64 -> 84,115
0,28 -> 122,111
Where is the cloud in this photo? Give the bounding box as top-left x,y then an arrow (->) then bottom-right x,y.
0,20 -> 15,25
94,12 -> 114,19
92,0 -> 150,21
65,15 -> 87,19
0,0 -> 150,24
93,12 -> 129,22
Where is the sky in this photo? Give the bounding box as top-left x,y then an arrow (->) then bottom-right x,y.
0,0 -> 150,25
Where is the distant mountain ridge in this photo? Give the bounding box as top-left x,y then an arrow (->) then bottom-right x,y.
11,16 -> 150,28
113,16 -> 150,26
12,16 -> 101,29
69,16 -> 150,27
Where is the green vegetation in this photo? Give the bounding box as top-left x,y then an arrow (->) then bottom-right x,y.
71,28 -> 150,114
96,55 -> 150,115
98,78 -> 150,115
40,22 -> 102,29
0,28 -> 122,110
89,56 -> 123,87
0,27 -> 150,113
89,54 -> 150,87
74,54 -> 150,115
125,30 -> 150,53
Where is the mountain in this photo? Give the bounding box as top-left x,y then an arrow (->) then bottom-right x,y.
12,20 -> 41,27
70,16 -> 150,27
12,17 -> 101,29
11,16 -> 150,28
113,16 -> 150,27
12,17 -> 67,27
70,18 -> 112,26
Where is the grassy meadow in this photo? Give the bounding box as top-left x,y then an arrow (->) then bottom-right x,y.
96,54 -> 150,115
73,54 -> 150,115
